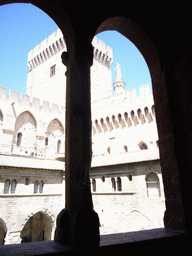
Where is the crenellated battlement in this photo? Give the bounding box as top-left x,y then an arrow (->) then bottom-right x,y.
0,86 -> 64,115
92,84 -> 152,107
27,28 -> 65,71
91,84 -> 155,135
27,28 -> 113,71
92,37 -> 113,68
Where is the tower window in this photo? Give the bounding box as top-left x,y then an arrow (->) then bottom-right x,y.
50,64 -> 56,77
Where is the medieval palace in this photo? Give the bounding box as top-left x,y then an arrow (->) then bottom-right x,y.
0,28 -> 165,245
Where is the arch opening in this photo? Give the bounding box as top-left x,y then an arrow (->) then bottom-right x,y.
20,212 -> 52,243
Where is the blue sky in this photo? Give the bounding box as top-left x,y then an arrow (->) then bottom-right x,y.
0,3 -> 152,96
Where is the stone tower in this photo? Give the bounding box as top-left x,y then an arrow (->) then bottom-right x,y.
26,29 -> 113,106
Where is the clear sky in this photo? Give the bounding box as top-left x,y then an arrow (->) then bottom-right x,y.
0,3 -> 152,97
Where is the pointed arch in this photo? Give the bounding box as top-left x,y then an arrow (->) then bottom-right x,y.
146,172 -> 160,198
21,211 -> 53,243
46,118 -> 64,135
13,111 -> 37,152
15,111 -> 37,132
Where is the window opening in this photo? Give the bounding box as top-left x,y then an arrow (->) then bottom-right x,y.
4,179 -> 10,194
111,177 -> 116,191
92,179 -> 96,192
34,180 -> 39,194
11,179 -> 17,194
139,142 -> 148,150
128,174 -> 132,181
17,132 -> 22,146
117,177 -> 122,191
146,172 -> 160,198
25,178 -> 29,185
57,140 -> 61,153
0,110 -> 3,122
39,181 -> 44,193
45,137 -> 48,146
50,64 -> 56,77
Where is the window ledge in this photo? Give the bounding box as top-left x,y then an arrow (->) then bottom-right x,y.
0,194 -> 62,197
0,228 -> 189,255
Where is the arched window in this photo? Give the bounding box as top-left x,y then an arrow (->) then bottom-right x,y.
17,132 -> 22,147
146,172 -> 160,198
117,177 -> 122,191
128,174 -> 132,181
39,180 -> 44,193
11,179 -> 17,194
92,179 -> 96,192
57,140 -> 61,153
34,180 -> 39,194
25,178 -> 29,185
45,137 -> 48,146
124,145 -> 128,152
4,179 -> 10,194
111,177 -> 116,191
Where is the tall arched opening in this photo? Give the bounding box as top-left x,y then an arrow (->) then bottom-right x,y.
94,16 -> 186,231
20,212 -> 52,243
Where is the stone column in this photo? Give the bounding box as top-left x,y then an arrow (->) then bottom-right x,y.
54,39 -> 100,250
152,68 -> 186,231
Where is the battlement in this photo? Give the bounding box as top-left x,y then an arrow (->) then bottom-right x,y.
92,36 -> 113,68
92,84 -> 152,107
27,28 -> 113,71
27,28 -> 65,71
0,86 -> 64,115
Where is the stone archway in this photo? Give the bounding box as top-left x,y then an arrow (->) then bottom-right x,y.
20,212 -> 52,243
117,210 -> 154,233
0,218 -> 7,245
95,17 -> 186,231
12,111 -> 37,156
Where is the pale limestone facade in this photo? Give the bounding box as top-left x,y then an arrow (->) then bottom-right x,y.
0,29 -> 165,245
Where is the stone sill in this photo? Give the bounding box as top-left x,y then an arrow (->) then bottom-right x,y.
91,191 -> 137,195
0,194 -> 62,198
0,228 -> 189,255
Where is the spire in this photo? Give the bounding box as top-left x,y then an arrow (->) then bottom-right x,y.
113,63 -> 125,96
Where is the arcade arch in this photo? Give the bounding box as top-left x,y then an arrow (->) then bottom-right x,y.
13,111 -> 37,156
20,212 -> 52,243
